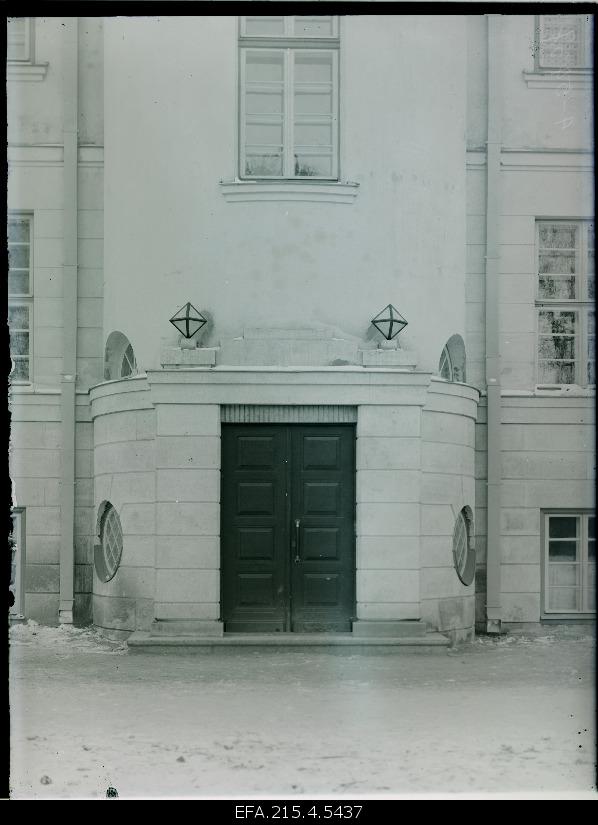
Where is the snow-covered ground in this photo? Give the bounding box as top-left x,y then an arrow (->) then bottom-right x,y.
9,621 -> 597,799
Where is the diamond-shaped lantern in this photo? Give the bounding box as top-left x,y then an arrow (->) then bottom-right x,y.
371,304 -> 408,341
169,302 -> 207,339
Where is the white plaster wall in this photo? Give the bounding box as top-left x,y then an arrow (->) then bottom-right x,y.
103,15 -> 467,375
500,15 -> 593,151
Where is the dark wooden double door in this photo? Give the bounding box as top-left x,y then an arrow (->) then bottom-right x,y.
221,425 -> 355,632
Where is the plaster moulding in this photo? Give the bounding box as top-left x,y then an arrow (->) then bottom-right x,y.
220,180 -> 359,204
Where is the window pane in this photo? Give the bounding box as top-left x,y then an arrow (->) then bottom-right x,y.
539,223 -> 577,249
538,311 -> 576,335
294,122 -> 333,147
10,359 -> 29,382
8,305 -> 30,330
245,155 -> 283,176
539,251 -> 576,276
588,517 -> 595,541
244,17 -> 285,37
8,219 -> 30,243
539,335 -> 575,359
246,52 -> 284,82
549,540 -> 578,561
549,516 -> 578,539
549,564 -> 579,586
8,271 -> 30,295
9,245 -> 30,270
293,17 -> 334,37
538,275 -> 576,300
540,15 -> 585,68
538,361 -> 575,384
294,154 -> 333,177
548,587 -> 579,611
295,52 -> 333,83
9,330 -> 29,357
294,90 -> 333,115
246,92 -> 284,116
246,122 -> 283,147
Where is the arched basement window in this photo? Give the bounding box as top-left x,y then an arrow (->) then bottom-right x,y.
104,331 -> 138,381
438,334 -> 466,383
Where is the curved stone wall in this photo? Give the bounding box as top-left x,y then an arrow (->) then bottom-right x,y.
91,376 -> 156,639
420,379 -> 479,642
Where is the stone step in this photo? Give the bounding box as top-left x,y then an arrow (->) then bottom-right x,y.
149,620 -> 223,637
352,620 -> 428,638
127,631 -> 451,654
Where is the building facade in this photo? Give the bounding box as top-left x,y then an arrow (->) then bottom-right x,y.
7,14 -> 595,642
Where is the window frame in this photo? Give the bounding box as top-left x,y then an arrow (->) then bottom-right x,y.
8,213 -> 34,386
7,17 -> 33,63
238,15 -> 340,182
95,503 -> 124,583
541,510 -> 595,618
535,219 -> 595,389
452,507 -> 475,586
535,13 -> 593,71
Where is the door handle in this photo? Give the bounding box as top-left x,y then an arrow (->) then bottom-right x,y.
294,519 -> 301,564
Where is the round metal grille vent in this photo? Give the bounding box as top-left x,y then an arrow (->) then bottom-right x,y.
97,504 -> 123,582
452,507 -> 475,585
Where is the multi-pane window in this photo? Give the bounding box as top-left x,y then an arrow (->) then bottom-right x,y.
8,215 -> 33,384
239,16 -> 339,179
536,220 -> 594,387
537,14 -> 593,69
97,504 -> 124,583
452,507 -> 475,586
544,513 -> 595,615
7,18 -> 32,62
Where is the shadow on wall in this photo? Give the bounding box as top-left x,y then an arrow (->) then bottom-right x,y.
104,331 -> 138,380
438,334 -> 466,382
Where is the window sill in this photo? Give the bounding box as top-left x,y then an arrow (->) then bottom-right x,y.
220,179 -> 360,204
533,385 -> 595,397
522,69 -> 592,89
7,61 -> 49,82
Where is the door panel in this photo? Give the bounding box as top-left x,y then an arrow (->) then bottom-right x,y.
221,424 -> 355,632
221,427 -> 288,632
290,427 -> 354,632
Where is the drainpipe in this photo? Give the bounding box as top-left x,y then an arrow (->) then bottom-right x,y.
484,14 -> 502,634
59,17 -> 78,624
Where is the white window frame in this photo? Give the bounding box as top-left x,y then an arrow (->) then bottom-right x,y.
542,511 -> 595,618
535,14 -> 593,70
239,15 -> 340,181
535,219 -> 595,389
7,17 -> 33,63
8,213 -> 34,385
